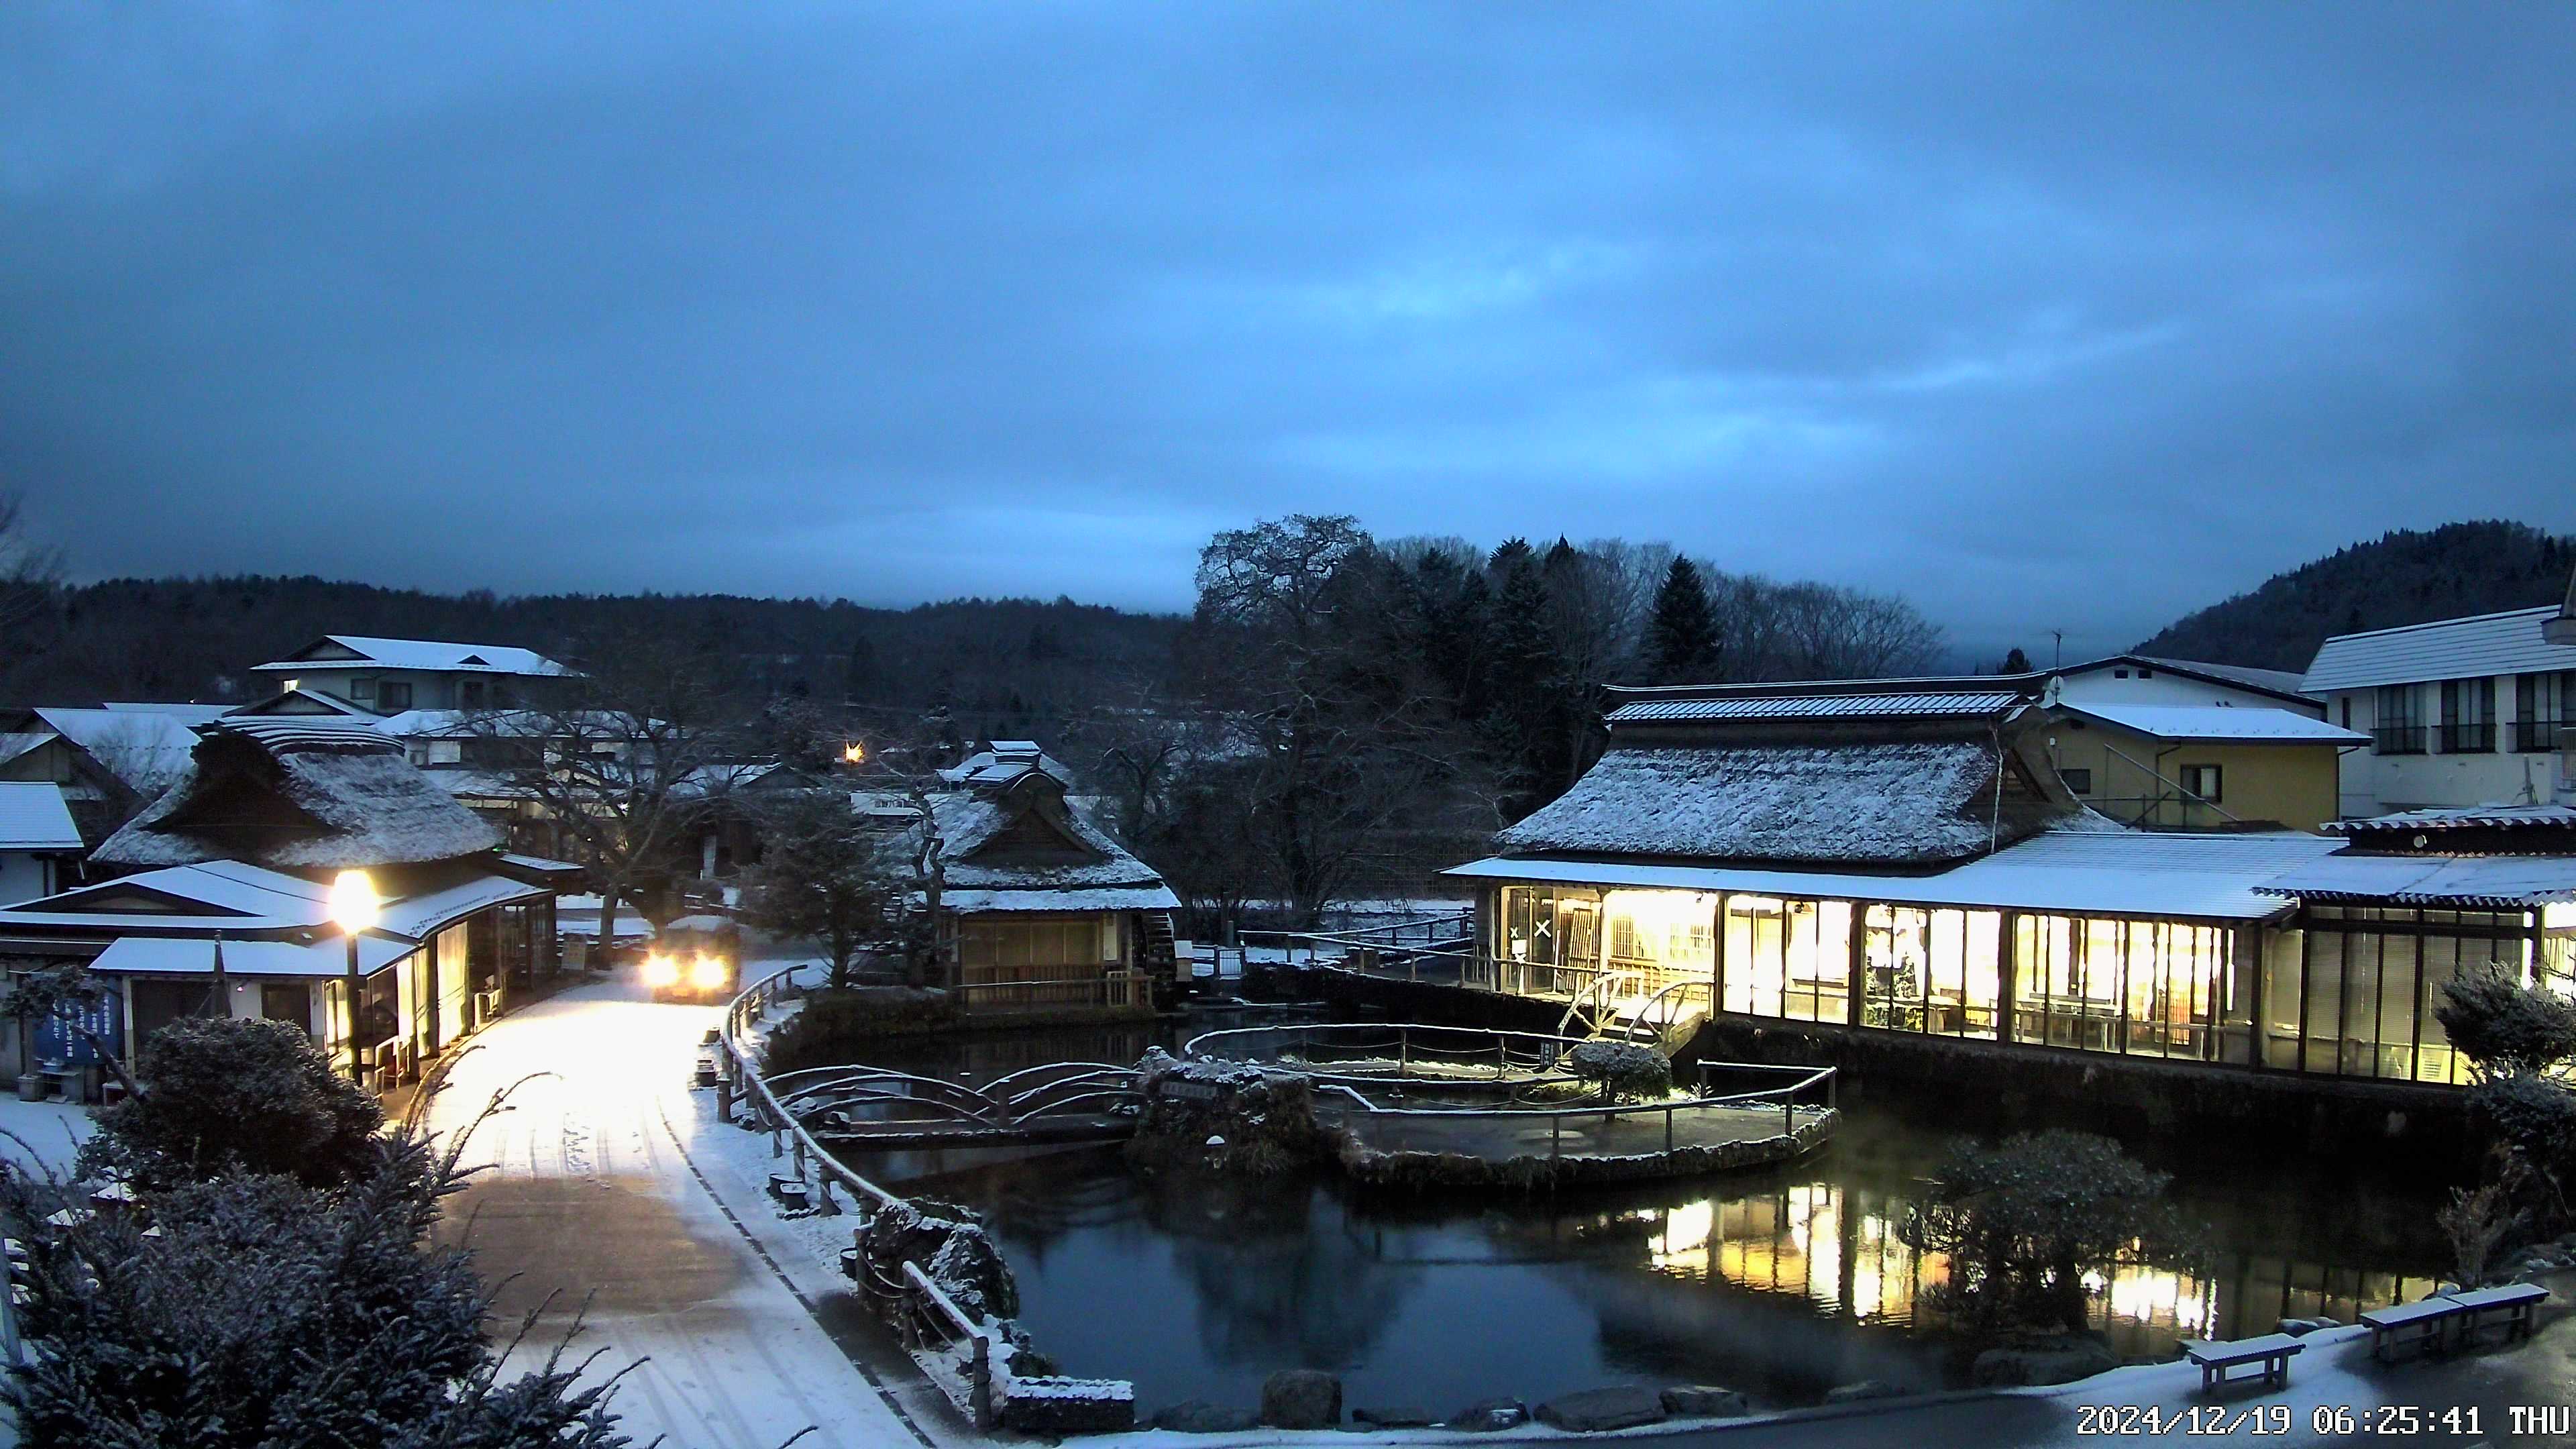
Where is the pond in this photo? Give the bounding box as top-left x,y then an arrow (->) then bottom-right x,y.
830,1018 -> 2453,1419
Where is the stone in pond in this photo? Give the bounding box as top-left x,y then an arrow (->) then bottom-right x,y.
1352,1405 -> 1436,1428
1535,1386 -> 1668,1432
1260,1369 -> 1343,1430
1446,1397 -> 1527,1432
1660,1385 -> 1750,1417
1971,1339 -> 2116,1387
1151,1400 -> 1260,1433
1823,1380 -> 1904,1405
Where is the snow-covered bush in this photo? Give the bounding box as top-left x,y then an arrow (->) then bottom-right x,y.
79,1015 -> 382,1192
1,1123 -> 636,1447
1567,1041 -> 1672,1102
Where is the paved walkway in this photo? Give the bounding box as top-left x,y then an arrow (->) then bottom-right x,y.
422,971 -> 969,1449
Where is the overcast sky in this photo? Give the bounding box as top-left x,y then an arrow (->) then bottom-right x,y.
4,4 -> 2572,657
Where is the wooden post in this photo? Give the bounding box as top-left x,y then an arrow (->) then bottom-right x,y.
970,1332 -> 993,1428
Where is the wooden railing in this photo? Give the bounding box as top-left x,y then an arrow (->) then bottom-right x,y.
718,966 -> 998,1425
953,969 -> 1146,1014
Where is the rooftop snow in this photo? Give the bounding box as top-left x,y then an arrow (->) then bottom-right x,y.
92,718 -> 502,871
1450,828 -> 2344,921
88,933 -> 415,979
23,708 -> 203,794
2121,655 -> 2314,698
0,859 -> 539,945
2302,606 -> 2576,694
1494,741 -> 2044,866
2325,804 -> 2576,835
926,790 -> 1173,895
2061,703 -> 2369,743
1605,692 -> 2022,724
2255,853 -> 2576,907
252,634 -> 572,676
0,783 -> 81,851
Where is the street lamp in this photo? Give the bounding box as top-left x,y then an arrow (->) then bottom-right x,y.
330,869 -> 378,1087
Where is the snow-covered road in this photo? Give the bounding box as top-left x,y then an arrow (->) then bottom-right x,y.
423,972 -> 966,1449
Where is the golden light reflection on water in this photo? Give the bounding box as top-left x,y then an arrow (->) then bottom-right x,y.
1631,1180 -> 2415,1354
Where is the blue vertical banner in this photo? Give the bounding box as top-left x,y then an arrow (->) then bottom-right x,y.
34,986 -> 123,1067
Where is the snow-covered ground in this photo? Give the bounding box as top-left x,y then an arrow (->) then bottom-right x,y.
0,1097 -> 95,1179
419,967 -> 971,1449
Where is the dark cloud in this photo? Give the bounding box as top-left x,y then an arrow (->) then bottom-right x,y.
4,3 -> 2572,657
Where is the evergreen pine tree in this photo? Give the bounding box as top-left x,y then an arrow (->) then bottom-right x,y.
2000,645 -> 2033,674
1645,556 -> 1721,683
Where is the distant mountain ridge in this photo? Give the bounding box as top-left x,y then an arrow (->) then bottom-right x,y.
9,575 -> 1183,727
2133,521 -> 2576,674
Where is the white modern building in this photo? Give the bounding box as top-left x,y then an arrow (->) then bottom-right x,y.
250,634 -> 572,714
2303,606 -> 2576,817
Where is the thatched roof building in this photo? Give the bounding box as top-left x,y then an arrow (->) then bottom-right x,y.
91,717 -> 502,872
1497,685 -> 2090,870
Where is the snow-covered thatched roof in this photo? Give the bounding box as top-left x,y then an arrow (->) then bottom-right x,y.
1496,740 -> 2072,867
91,717 -> 502,871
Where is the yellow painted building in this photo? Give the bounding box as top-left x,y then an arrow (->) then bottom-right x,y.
2042,702 -> 2364,833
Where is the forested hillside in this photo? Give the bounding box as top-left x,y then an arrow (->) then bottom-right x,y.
5,576 -> 1183,731
2134,521 -> 2575,672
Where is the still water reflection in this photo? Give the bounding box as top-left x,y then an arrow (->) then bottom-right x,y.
837,1024 -> 2449,1417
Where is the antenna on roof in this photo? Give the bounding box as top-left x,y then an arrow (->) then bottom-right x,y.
2051,630 -> 2064,669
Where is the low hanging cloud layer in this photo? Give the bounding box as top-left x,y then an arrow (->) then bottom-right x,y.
4,3 -> 2573,657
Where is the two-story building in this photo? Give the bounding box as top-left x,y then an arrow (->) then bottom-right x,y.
249,634 -> 572,714
2302,606 -> 2576,817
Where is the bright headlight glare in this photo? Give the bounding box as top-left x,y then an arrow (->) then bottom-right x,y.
690,954 -> 729,990
643,953 -> 679,987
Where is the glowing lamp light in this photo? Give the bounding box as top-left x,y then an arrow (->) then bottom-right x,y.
643,953 -> 681,989
842,741 -> 866,765
329,870 -> 379,934
690,954 -> 731,991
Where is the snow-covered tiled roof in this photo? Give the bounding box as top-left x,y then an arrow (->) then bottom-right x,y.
2325,804 -> 2576,835
2255,853 -> 2576,908
2063,704 -> 2369,743
252,635 -> 571,677
1495,741 -> 2063,866
938,744 -> 1075,787
1607,692 -> 2022,724
1450,828 -> 2343,921
0,783 -> 80,851
2302,606 -> 2576,694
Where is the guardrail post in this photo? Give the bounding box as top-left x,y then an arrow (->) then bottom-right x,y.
969,1332 -> 993,1428
771,1128 -> 783,1160
715,1075 -> 734,1123
815,1172 -> 838,1216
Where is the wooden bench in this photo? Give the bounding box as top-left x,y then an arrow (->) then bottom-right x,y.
2182,1334 -> 2304,1394
2362,1297 -> 2468,1361
2451,1283 -> 2548,1348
